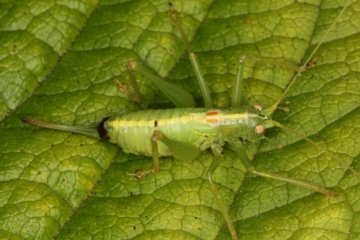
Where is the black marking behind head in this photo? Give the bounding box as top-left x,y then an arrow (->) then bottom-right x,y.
97,117 -> 110,140
154,120 -> 158,127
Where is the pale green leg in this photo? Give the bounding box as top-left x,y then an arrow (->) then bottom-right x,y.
168,9 -> 213,108
228,139 -> 338,198
127,60 -> 195,108
208,143 -> 238,240
126,10 -> 213,108
231,55 -> 319,114
231,55 -> 306,108
231,56 -> 246,108
127,130 -> 201,179
126,61 -> 143,103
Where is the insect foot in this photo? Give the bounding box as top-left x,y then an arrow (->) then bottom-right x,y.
126,169 -> 155,180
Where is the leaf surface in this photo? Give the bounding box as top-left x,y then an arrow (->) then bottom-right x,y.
0,0 -> 359,239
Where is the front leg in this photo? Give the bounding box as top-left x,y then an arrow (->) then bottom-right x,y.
208,141 -> 238,240
228,139 -> 338,198
127,130 -> 201,179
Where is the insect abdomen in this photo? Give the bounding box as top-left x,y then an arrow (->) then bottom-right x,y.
104,108 -> 215,156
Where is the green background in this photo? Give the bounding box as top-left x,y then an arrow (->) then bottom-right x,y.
0,0 -> 359,239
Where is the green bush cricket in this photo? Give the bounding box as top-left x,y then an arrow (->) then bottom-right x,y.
21,1 -> 357,239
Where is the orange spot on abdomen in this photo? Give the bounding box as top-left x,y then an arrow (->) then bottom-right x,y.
206,110 -> 219,116
205,110 -> 221,126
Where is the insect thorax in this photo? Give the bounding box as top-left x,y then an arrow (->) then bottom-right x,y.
208,107 -> 268,142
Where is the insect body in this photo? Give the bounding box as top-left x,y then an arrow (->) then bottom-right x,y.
104,107 -> 269,157
21,2 -> 354,240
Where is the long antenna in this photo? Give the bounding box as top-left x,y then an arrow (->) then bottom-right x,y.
264,0 -> 353,116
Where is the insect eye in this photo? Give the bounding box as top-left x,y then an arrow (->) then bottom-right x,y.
255,125 -> 265,134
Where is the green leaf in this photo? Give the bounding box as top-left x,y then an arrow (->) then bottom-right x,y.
1,0 -> 359,239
